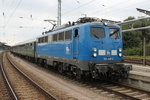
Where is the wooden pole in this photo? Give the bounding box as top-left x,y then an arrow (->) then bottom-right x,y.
143,33 -> 146,66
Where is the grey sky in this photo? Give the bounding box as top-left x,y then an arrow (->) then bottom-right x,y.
0,0 -> 150,46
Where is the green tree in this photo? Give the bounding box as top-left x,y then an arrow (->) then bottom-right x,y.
122,16 -> 150,56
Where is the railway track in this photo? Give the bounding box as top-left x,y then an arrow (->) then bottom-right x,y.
34,65 -> 150,100
1,53 -> 59,100
64,78 -> 150,100
49,68 -> 150,100
0,67 -> 14,99
124,57 -> 150,66
0,53 -> 16,99
91,82 -> 150,100
8,52 -> 150,100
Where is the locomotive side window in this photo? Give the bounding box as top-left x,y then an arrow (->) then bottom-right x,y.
48,35 -> 53,42
38,36 -> 48,43
65,30 -> 72,41
109,28 -> 120,39
38,38 -> 42,43
58,32 -> 64,41
53,34 -> 58,42
45,36 -> 48,42
42,37 -> 45,43
91,27 -> 105,38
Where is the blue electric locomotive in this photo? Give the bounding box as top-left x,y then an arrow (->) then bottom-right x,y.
35,17 -> 132,80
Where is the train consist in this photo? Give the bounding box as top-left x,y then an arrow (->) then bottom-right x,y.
11,17 -> 132,80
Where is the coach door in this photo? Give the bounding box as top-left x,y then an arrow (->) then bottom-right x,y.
73,28 -> 79,59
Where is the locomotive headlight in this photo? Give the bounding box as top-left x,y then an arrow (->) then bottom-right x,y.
119,53 -> 122,57
93,48 -> 97,52
119,48 -> 122,52
93,53 -> 97,57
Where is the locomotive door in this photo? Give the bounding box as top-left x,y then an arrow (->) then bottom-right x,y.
73,28 -> 79,59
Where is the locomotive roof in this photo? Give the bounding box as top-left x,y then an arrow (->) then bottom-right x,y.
38,22 -> 120,38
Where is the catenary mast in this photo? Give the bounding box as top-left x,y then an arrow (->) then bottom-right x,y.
57,0 -> 61,26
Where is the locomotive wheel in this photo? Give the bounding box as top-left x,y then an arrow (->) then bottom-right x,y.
58,64 -> 63,74
44,64 -> 48,68
75,68 -> 83,80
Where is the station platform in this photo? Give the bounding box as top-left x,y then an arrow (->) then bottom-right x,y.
123,63 -> 150,91
130,63 -> 150,73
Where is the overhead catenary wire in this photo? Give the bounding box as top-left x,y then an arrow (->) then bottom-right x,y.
90,0 -> 149,19
90,0 -> 129,15
61,0 -> 146,21
6,0 -> 18,15
4,0 -> 23,28
63,0 -> 129,18
0,0 -> 23,44
62,0 -> 97,16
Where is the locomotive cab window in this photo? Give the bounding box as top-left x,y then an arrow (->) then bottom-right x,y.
74,29 -> 79,38
109,28 -> 120,39
91,27 -> 105,38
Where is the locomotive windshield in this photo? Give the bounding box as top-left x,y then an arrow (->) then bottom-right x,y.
109,28 -> 120,39
91,27 -> 105,38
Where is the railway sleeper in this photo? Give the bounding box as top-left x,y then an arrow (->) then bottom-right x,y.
133,94 -> 147,98
125,92 -> 140,95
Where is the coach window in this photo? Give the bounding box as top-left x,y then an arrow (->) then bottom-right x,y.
65,30 -> 72,41
91,27 -> 105,38
38,38 -> 41,43
58,32 -> 64,41
40,38 -> 42,43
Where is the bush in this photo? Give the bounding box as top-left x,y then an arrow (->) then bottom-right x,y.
124,47 -> 142,56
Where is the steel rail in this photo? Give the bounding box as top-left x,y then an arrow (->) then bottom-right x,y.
0,53 -> 18,100
94,80 -> 150,100
6,53 -> 59,100
111,81 -> 150,95
96,84 -> 141,100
